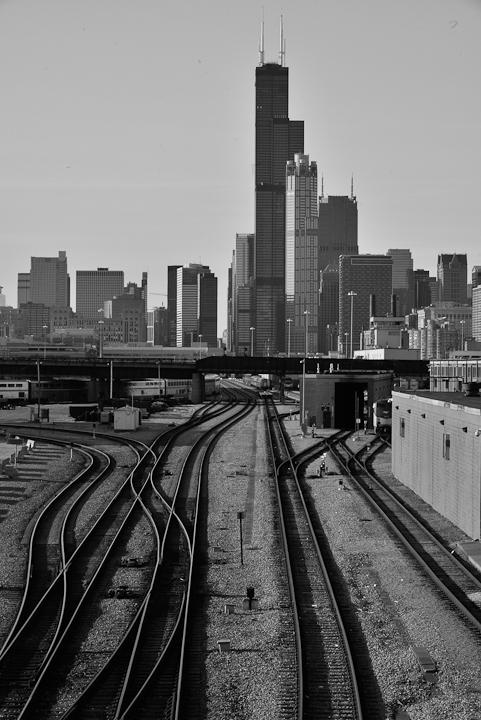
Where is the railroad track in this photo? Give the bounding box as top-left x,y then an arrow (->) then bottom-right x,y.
264,398 -> 363,720
0,389 -> 255,718
330,438 -> 481,635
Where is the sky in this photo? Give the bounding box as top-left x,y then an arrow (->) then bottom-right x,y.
1,0 -> 480,333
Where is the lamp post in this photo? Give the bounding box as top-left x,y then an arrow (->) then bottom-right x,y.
301,359 -> 306,434
460,320 -> 465,351
98,320 -> 104,359
344,332 -> 349,357
250,327 -> 255,357
287,318 -> 292,358
198,334 -> 203,359
36,359 -> 41,421
304,310 -> 310,357
43,325 -> 48,359
348,291 -> 357,359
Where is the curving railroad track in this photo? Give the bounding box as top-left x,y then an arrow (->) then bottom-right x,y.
0,386 -> 258,719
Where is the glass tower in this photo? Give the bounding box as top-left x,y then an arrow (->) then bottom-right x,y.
254,37 -> 304,356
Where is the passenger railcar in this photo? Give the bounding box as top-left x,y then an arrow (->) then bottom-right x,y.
204,374 -> 220,396
373,397 -> 392,435
0,378 -> 88,406
122,378 -> 192,400
0,380 -> 29,406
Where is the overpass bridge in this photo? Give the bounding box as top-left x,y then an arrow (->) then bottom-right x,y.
0,354 -> 429,383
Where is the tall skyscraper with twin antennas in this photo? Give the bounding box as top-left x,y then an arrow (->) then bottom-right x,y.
253,17 -> 304,355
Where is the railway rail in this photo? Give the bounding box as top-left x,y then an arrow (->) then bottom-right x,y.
0,385 -> 257,718
264,397 -> 363,720
330,438 -> 481,635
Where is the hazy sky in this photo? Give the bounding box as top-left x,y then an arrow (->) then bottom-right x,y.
1,0 -> 480,332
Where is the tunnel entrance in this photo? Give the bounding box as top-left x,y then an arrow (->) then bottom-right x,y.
335,382 -> 368,430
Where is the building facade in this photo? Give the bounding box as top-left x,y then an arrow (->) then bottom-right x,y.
437,254 -> 468,305
231,233 -> 254,355
339,255 -> 393,357
388,248 -> 414,316
19,251 -> 70,309
76,268 -> 124,320
254,32 -> 304,356
318,192 -> 359,274
176,264 -> 217,348
285,154 -> 318,355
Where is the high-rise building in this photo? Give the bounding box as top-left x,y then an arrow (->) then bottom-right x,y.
285,153 -> 318,354
413,269 -> 432,310
318,190 -> 358,274
231,234 -> 254,355
317,190 -> 358,352
339,255 -> 393,356
437,254 -> 468,305
19,251 -> 70,309
254,21 -> 304,355
472,266 -> 481,290
17,273 -> 30,307
472,286 -> 481,342
387,249 -> 414,316
167,265 -> 181,347
76,268 -> 124,320
0,287 -> 5,307
176,264 -> 217,347
318,264 -> 340,355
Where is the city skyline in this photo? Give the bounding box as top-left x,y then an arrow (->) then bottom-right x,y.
1,0 -> 480,332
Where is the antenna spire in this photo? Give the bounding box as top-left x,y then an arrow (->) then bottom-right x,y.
321,174 -> 324,198
279,15 -> 285,66
351,173 -> 354,199
259,9 -> 265,65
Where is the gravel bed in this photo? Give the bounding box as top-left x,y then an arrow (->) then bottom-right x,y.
283,416 -> 481,720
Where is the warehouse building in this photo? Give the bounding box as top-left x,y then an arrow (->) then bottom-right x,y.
392,389 -> 481,540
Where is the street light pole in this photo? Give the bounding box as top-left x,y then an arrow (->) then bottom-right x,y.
250,327 -> 255,357
98,320 -> 104,359
198,334 -> 203,359
43,325 -> 48,359
301,359 -> 306,434
348,291 -> 357,359
304,310 -> 310,357
287,318 -> 292,358
460,320 -> 465,350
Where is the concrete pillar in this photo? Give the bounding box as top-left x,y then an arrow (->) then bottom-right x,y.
191,372 -> 204,403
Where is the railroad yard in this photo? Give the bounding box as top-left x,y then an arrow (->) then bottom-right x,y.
0,391 -> 480,719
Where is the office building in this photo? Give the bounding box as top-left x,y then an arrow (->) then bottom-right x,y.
167,265 -> 181,347
388,249 -> 414,316
318,264 -> 340,355
339,255 -> 393,356
413,269 -> 432,311
254,21 -> 304,355
231,234 -> 254,355
285,153 -> 318,354
0,287 -> 5,307
437,254 -> 468,305
472,266 -> 481,290
18,251 -> 69,309
473,286 -> 481,342
76,268 -> 124,320
176,264 -> 217,348
318,190 -> 359,274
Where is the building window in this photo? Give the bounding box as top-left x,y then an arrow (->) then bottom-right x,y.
400,417 -> 405,438
443,433 -> 450,460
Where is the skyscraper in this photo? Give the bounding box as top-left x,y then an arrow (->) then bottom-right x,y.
285,153 -> 318,354
20,251 -> 70,309
176,264 -> 217,348
387,249 -> 414,316
254,20 -> 304,355
318,191 -> 358,274
231,233 -> 254,355
167,265 -> 181,347
339,255 -> 393,356
437,254 -> 468,305
76,268 -> 124,320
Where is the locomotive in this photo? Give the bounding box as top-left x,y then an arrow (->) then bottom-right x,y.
372,397 -> 392,435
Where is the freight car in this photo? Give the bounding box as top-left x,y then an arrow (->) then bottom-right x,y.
373,397 -> 392,435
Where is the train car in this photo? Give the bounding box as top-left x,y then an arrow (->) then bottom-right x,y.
204,374 -> 220,396
122,378 -> 192,401
0,380 -> 30,407
248,375 -> 272,391
373,397 -> 392,435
